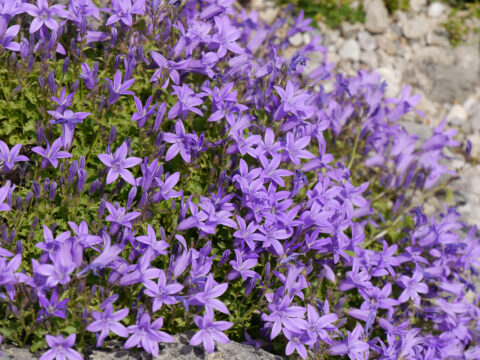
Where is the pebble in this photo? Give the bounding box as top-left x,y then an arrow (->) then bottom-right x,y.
289,32 -> 303,47
359,51 -> 378,68
446,104 -> 468,126
376,67 -> 402,98
428,2 -> 447,18
357,31 -> 376,51
338,39 -> 360,61
409,0 -> 427,12
365,0 -> 390,33
401,16 -> 431,40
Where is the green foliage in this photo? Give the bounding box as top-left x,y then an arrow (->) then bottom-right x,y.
278,0 -> 365,29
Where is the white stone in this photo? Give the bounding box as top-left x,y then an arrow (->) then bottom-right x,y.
338,39 -> 360,62
428,2 -> 446,18
289,32 -> 303,47
357,31 -> 376,51
409,0 -> 427,12
365,0 -> 390,34
467,133 -> 480,159
402,16 -> 431,40
359,51 -> 378,68
340,22 -> 364,38
259,8 -> 279,25
376,67 -> 402,98
303,32 -> 311,45
446,104 -> 468,126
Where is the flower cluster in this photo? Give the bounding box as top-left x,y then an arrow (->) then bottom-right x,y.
0,0 -> 479,360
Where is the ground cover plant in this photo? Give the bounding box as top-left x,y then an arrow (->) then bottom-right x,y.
0,0 -> 480,359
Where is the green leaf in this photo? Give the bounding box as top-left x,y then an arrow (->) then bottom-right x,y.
30,338 -> 47,353
345,250 -> 356,257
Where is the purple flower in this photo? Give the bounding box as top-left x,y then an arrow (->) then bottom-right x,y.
131,96 -> 156,128
135,225 -> 169,256
283,328 -> 312,359
124,313 -> 174,358
68,221 -> 102,249
0,23 -> 20,51
397,269 -> 428,306
105,201 -> 141,230
282,133 -> 315,165
329,324 -> 369,360
227,250 -> 258,281
189,311 -> 233,353
48,110 -> 90,148
97,141 -> 142,185
105,70 -> 135,105
32,138 -> 72,169
87,303 -> 129,347
143,270 -> 183,311
274,81 -> 313,120
261,295 -> 306,339
168,84 -> 204,120
79,62 -> 99,90
23,0 -> 69,33
163,120 -> 198,163
39,334 -> 82,360
37,288 -> 69,321
0,141 -> 29,172
190,274 -> 229,315
105,0 -> 145,27
305,303 -> 338,344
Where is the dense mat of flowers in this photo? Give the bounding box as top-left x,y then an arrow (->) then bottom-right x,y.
0,0 -> 479,359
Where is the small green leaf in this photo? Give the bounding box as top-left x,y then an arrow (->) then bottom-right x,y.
345,250 -> 356,257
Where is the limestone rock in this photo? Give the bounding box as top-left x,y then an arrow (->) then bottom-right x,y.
409,0 -> 427,13
446,104 -> 468,126
428,2 -> 447,18
338,39 -> 360,61
376,67 -> 402,98
401,16 -> 431,40
365,0 -> 390,34
289,32 -> 303,47
359,51 -> 378,68
357,31 -> 376,51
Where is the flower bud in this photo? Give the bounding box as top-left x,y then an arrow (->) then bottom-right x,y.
32,181 -> 41,198
27,55 -> 34,72
71,79 -> 80,92
89,180 -> 100,196
127,186 -> 137,209
15,196 -> 22,211
20,38 -> 29,59
49,181 -> 57,201
139,192 -> 149,208
110,27 -> 117,48
98,198 -> 106,218
109,126 -> 117,145
16,240 -> 24,255
218,249 -> 231,267
38,75 -> 44,89
7,229 -> 16,243
77,169 -> 87,192
68,161 -> 78,184
47,31 -> 57,52
43,178 -> 50,195
25,192 -> 33,207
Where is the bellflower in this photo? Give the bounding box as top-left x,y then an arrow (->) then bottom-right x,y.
105,70 -> 136,105
397,269 -> 429,306
48,110 -> 91,148
105,0 -> 145,27
189,311 -> 233,353
32,138 -> 72,169
105,201 -> 141,230
97,141 -> 142,185
87,302 -> 129,347
0,141 -> 29,172
143,270 -> 183,311
124,313 -> 174,357
190,274 -> 229,314
168,84 -> 205,119
0,23 -> 20,51
39,334 -> 82,360
23,0 -> 69,33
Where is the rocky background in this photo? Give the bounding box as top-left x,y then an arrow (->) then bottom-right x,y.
2,1 -> 480,359
253,0 -> 480,227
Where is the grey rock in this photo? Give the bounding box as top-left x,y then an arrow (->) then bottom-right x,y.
359,51 -> 378,68
452,166 -> 480,226
446,104 -> 468,126
426,28 -> 450,47
365,0 -> 390,34
409,0 -> 427,12
428,2 -> 447,18
357,31 -> 376,51
289,32 -> 303,47
376,67 -> 402,98
338,39 -> 360,61
401,16 -> 431,40
0,334 -> 285,360
470,102 -> 480,132
340,22 -> 364,38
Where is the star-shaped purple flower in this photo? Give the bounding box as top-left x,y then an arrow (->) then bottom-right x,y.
39,334 -> 82,360
32,138 -> 72,169
98,141 -> 142,185
189,311 -> 233,353
124,313 -> 174,358
0,141 -> 29,172
87,303 -> 129,347
23,0 -> 69,34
